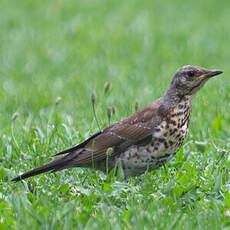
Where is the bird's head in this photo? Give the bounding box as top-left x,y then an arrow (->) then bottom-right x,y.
169,65 -> 223,96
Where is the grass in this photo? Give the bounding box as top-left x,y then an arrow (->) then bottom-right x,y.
1,0 -> 230,229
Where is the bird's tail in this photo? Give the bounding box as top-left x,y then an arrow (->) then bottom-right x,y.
11,155 -> 73,182
12,131 -> 102,182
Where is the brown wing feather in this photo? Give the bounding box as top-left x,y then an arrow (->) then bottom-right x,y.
70,102 -> 161,165
52,130 -> 103,157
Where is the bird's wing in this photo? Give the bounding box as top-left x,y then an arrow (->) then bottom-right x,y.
67,102 -> 162,165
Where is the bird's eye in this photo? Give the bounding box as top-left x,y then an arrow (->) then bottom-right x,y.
187,71 -> 195,77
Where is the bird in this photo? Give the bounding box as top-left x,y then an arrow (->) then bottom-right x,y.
12,65 -> 223,182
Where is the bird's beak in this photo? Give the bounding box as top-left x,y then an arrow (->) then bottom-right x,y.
199,70 -> 223,79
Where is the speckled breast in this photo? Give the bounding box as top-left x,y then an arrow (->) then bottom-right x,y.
120,99 -> 192,178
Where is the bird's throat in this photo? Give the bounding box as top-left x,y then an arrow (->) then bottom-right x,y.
162,88 -> 193,107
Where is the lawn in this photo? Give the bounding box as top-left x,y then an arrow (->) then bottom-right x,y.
1,0 -> 230,229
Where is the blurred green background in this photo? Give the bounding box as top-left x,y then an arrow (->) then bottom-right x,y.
1,0 -> 230,229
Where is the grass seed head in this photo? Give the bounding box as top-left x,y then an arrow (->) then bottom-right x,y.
91,91 -> 96,104
12,112 -> 19,121
104,81 -> 111,94
135,100 -> 140,111
55,96 -> 62,105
